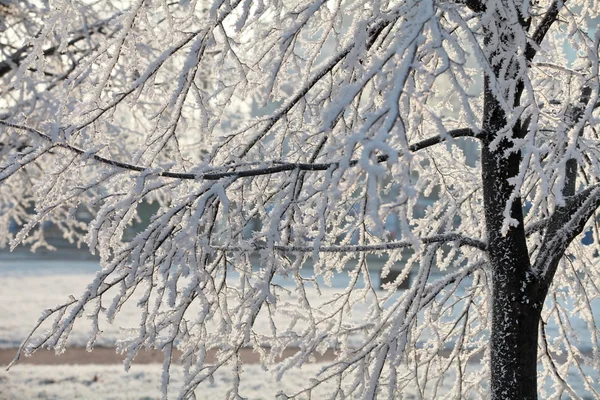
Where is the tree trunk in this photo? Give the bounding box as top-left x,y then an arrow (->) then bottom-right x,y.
482,18 -> 591,400
490,270 -> 542,399
481,68 -> 544,398
483,141 -> 543,398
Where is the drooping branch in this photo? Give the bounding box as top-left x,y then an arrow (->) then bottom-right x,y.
0,121 -> 476,181
236,10 -> 408,159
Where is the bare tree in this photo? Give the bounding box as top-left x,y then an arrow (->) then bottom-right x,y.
1,0 -> 600,398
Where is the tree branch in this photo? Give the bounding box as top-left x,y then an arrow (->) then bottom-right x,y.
525,0 -> 566,62
525,218 -> 549,236
214,233 -> 487,253
237,11 -> 406,159
530,85 -> 593,294
563,86 -> 592,197
0,121 -> 476,181
0,16 -> 114,79
533,184 -> 600,289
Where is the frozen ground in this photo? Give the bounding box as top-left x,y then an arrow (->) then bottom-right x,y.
2,359 -> 598,399
0,363 -> 335,400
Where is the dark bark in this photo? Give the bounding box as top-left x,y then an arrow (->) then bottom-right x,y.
491,277 -> 542,399
0,121 -> 475,181
483,134 -> 543,399
464,41 -> 591,398
482,73 -> 541,398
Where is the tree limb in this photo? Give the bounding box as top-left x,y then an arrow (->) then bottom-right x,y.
530,85 -> 593,294
563,86 -> 592,197
214,232 -> 487,253
525,0 -> 566,62
0,121 -> 476,181
237,11 -> 407,159
533,184 -> 600,289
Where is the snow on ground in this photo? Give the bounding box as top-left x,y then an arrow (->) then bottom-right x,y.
0,363 -> 335,400
0,257 -> 456,399
0,258 -> 374,399
0,269 -> 132,349
2,361 -> 600,399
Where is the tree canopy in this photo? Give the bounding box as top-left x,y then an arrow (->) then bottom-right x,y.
1,0 -> 600,398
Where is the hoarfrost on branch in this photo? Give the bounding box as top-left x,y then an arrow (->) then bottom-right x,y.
1,0 -> 600,398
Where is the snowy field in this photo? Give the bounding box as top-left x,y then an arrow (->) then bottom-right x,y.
1,256 -> 600,398
0,364 -> 337,400
0,363 -> 468,400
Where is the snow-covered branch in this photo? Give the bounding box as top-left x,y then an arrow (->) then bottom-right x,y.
0,15 -> 114,79
525,0 -> 565,62
2,0 -> 600,398
534,183 -> 600,286
0,121 -> 475,180
216,233 -> 487,253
